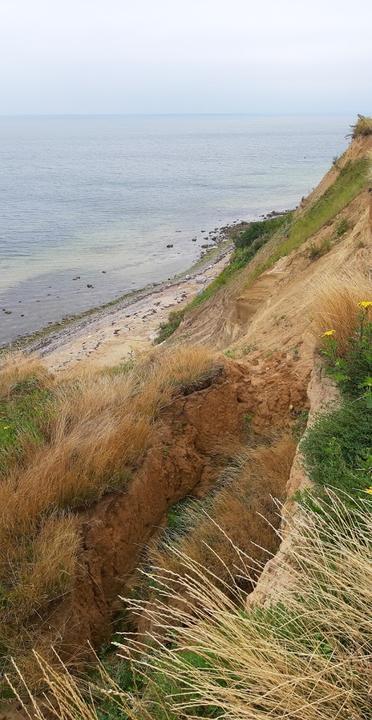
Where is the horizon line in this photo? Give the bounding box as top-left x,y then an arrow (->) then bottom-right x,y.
0,111 -> 356,119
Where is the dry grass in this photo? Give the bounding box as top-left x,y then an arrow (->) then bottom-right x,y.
351,114 -> 372,138
1,345 -> 217,528
144,437 -> 296,604
7,515 -> 79,624
0,345 -> 217,676
0,353 -> 51,400
313,273 -> 372,354
8,492 -> 372,720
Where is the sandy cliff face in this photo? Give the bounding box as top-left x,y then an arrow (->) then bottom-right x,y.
172,135 -> 371,359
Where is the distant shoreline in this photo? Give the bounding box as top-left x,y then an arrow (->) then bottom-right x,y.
2,227 -> 237,362
1,207 -> 296,370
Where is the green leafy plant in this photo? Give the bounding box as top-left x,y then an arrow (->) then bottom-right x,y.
308,238 -> 331,261
155,310 -> 184,344
335,218 -> 349,237
321,302 -> 372,402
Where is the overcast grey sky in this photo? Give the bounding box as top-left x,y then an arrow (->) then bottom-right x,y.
1,0 -> 371,115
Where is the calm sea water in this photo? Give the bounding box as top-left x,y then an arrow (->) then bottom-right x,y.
0,114 -> 351,344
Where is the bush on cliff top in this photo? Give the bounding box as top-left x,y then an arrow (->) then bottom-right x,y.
351,114 -> 372,138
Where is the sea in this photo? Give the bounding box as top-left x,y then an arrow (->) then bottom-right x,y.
0,114 -> 352,345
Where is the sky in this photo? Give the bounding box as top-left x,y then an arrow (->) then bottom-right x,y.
0,0 -> 371,115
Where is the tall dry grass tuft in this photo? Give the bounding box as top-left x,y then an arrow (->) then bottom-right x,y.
8,492 -> 372,720
0,352 -> 51,399
7,515 -> 79,624
0,345 -> 218,535
313,273 -> 372,354
351,114 -> 372,138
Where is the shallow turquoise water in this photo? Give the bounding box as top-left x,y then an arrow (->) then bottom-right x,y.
0,114 -> 351,343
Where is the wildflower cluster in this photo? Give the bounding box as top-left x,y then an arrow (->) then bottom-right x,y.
321,300 -> 372,405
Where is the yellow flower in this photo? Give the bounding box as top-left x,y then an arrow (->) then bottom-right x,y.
322,329 -> 336,337
358,300 -> 372,310
364,487 -> 372,495
2,425 -> 10,430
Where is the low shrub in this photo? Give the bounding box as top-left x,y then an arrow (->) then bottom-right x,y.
307,237 -> 331,260
233,213 -> 292,250
351,114 -> 372,138
335,217 -> 349,237
155,310 -> 184,344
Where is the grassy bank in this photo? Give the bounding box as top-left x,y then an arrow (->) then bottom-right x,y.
0,347 -> 218,681
10,289 -> 372,720
156,154 -> 369,344
300,297 -> 372,507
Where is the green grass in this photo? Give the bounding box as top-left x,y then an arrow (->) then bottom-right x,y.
300,309 -> 372,507
0,381 -> 54,475
155,310 -> 185,344
234,214 -> 291,250
250,157 -> 369,281
335,218 -> 349,237
301,398 -> 371,495
156,157 -> 368,344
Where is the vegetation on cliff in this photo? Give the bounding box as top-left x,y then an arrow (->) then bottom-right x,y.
155,212 -> 293,343
351,114 -> 372,138
156,149 -> 369,343
0,347 -> 218,681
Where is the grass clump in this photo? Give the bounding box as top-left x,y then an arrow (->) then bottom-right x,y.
314,276 -> 371,355
351,114 -> 372,138
335,217 -> 349,237
155,310 -> 184,344
0,385 -> 54,475
10,491 -> 372,720
307,237 -> 331,261
301,398 -> 370,494
320,300 -> 372,397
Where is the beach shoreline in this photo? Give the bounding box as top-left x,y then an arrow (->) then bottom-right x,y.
5,227 -> 238,370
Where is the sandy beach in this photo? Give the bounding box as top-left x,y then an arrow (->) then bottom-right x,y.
24,242 -> 233,371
